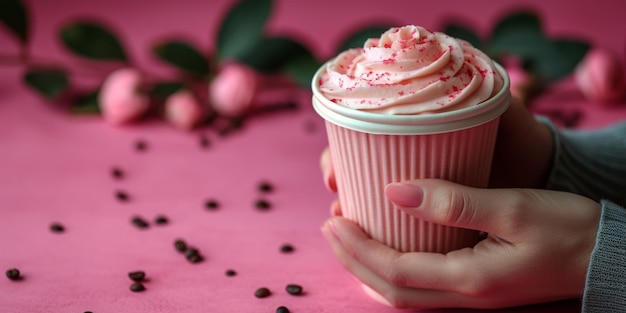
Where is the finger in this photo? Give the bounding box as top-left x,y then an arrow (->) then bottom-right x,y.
330,199 -> 342,216
324,216 -> 471,292
489,98 -> 554,189
319,147 -> 337,192
321,218 -> 490,309
385,179 -> 522,237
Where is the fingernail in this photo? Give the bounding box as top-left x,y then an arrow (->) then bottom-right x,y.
321,220 -> 339,241
385,182 -> 424,207
326,219 -> 339,237
323,169 -> 337,192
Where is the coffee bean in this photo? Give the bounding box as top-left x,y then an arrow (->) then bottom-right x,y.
130,282 -> 145,292
50,223 -> 65,233
6,268 -> 20,281
304,119 -> 317,134
174,239 -> 187,252
184,247 -> 203,263
186,253 -> 203,264
225,269 -> 237,277
134,140 -> 148,152
128,271 -> 145,282
255,199 -> 271,210
204,199 -> 220,210
258,181 -> 274,193
276,306 -> 290,313
131,216 -> 149,229
115,190 -> 130,202
184,247 -> 199,258
111,167 -> 124,179
280,244 -> 294,253
154,215 -> 169,225
199,135 -> 211,149
254,287 -> 271,298
285,284 -> 302,295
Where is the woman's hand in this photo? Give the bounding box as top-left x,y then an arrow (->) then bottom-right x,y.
489,97 -> 554,188
321,179 -> 601,309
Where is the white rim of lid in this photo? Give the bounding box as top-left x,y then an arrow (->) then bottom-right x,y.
312,61 -> 511,135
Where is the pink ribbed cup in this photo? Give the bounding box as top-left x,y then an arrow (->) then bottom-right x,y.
312,62 -> 510,253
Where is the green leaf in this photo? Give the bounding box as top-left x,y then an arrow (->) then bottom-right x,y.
235,36 -> 311,73
23,68 -> 69,99
282,52 -> 323,88
60,21 -> 128,62
487,11 -> 546,58
0,0 -> 29,44
149,81 -> 186,100
491,11 -> 542,40
336,25 -> 392,53
71,90 -> 100,114
216,0 -> 272,60
533,38 -> 590,82
443,24 -> 482,50
152,40 -> 210,76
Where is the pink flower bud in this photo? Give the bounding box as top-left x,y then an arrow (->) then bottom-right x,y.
575,48 -> 626,104
99,68 -> 149,125
209,62 -> 258,117
164,90 -> 206,130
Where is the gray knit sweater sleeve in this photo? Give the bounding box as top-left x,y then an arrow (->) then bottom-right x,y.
540,118 -> 626,312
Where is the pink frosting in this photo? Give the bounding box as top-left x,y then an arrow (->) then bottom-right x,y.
319,25 -> 503,115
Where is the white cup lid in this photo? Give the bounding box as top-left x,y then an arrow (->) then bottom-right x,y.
312,62 -> 511,135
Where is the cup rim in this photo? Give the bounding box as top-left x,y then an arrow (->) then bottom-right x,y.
312,60 -> 511,135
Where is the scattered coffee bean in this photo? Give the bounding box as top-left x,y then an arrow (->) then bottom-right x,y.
276,306 -> 290,313
184,247 -> 199,258
184,247 -> 204,263
154,215 -> 169,225
187,253 -> 203,264
255,199 -> 271,210
128,271 -> 145,282
174,239 -> 187,252
254,287 -> 271,298
115,190 -> 130,202
225,269 -> 237,277
6,268 -> 20,281
229,117 -> 244,129
134,140 -> 148,152
131,216 -> 149,229
304,119 -> 317,134
199,135 -> 211,149
204,199 -> 220,210
111,167 -> 124,180
280,244 -> 294,253
285,284 -> 303,295
130,282 -> 145,292
258,181 -> 274,193
50,223 -> 65,233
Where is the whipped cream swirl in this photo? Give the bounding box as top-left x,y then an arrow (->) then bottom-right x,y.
319,25 -> 504,114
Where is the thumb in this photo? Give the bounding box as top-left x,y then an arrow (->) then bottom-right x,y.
385,179 -> 515,236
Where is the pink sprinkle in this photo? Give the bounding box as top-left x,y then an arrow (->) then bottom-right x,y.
398,91 -> 405,96
440,76 -> 450,82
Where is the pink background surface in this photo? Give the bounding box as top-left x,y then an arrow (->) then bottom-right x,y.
1,0 -> 625,312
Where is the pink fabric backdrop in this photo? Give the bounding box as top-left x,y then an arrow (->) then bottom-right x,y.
1,0 -> 625,312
